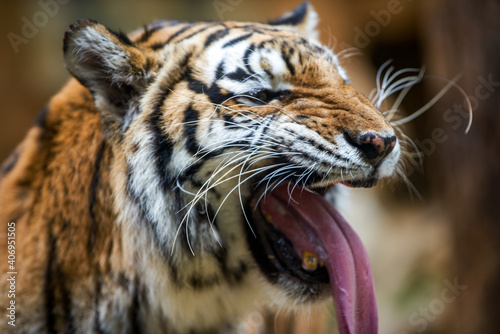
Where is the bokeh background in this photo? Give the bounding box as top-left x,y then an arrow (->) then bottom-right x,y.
1,0 -> 499,333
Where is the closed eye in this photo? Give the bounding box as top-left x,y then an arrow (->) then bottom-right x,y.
238,89 -> 290,106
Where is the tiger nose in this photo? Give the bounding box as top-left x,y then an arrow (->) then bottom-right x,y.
345,132 -> 397,166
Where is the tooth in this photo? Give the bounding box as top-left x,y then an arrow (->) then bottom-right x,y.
301,251 -> 319,271
264,213 -> 273,222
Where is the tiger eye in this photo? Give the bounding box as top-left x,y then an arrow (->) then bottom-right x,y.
257,91 -> 268,102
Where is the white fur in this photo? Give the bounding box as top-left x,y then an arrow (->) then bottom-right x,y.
378,139 -> 401,177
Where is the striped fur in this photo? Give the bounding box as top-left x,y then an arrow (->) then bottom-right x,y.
0,3 -> 400,333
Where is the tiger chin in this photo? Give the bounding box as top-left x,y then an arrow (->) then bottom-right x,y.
0,2 -> 400,334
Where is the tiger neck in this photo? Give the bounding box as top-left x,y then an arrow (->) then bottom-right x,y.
113,164 -> 266,332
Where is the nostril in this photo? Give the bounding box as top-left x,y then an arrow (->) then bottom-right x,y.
344,131 -> 397,165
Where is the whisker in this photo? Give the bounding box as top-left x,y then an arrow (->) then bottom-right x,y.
376,67 -> 424,108
397,169 -> 423,202
422,75 -> 473,134
390,73 -> 463,127
389,70 -> 425,112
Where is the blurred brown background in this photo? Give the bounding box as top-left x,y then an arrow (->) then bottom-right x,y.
1,0 -> 499,333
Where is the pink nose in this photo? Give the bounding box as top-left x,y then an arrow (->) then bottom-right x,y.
345,132 -> 397,166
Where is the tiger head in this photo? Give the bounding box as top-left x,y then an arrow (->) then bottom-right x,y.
63,2 -> 399,333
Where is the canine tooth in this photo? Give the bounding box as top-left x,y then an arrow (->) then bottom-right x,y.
301,251 -> 319,271
264,213 -> 273,222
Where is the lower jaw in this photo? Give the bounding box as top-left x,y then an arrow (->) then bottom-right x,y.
243,188 -> 331,302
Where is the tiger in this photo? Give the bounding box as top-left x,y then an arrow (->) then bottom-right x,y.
0,2 -> 401,333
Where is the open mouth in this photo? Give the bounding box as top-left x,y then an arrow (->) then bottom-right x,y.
246,182 -> 378,334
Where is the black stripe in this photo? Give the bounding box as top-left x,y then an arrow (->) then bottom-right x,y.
149,23 -> 196,50
105,27 -> 134,47
166,23 -> 196,43
187,76 -> 208,95
142,49 -> 191,192
184,105 -> 200,155
298,52 -> 304,66
44,223 -> 57,334
204,27 -> 230,47
42,182 -> 75,333
222,32 -> 253,48
57,262 -> 74,333
287,132 -> 359,166
188,274 -> 220,290
108,84 -> 138,110
225,67 -> 249,82
178,51 -> 192,70
215,61 -> 225,80
282,47 -> 296,76
263,66 -> 273,79
186,69 -> 231,105
180,24 -> 217,42
128,277 -> 143,334
223,114 -> 234,127
245,28 -> 265,35
207,84 -> 231,105
150,42 -> 167,50
35,106 -> 50,127
149,102 -> 175,191
213,240 -> 248,286
226,261 -> 248,285
176,161 -> 203,185
88,141 -> 106,252
0,150 -> 19,175
146,65 -> 188,193
243,45 -> 256,75
136,25 -> 163,43
143,57 -> 154,74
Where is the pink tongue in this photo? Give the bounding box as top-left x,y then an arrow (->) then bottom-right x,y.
260,185 -> 378,334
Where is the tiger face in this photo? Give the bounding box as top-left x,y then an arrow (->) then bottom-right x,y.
1,3 -> 399,334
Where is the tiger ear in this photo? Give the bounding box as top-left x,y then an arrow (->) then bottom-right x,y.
268,2 -> 319,41
63,19 -> 148,120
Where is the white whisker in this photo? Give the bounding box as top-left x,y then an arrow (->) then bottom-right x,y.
391,73 -> 463,127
